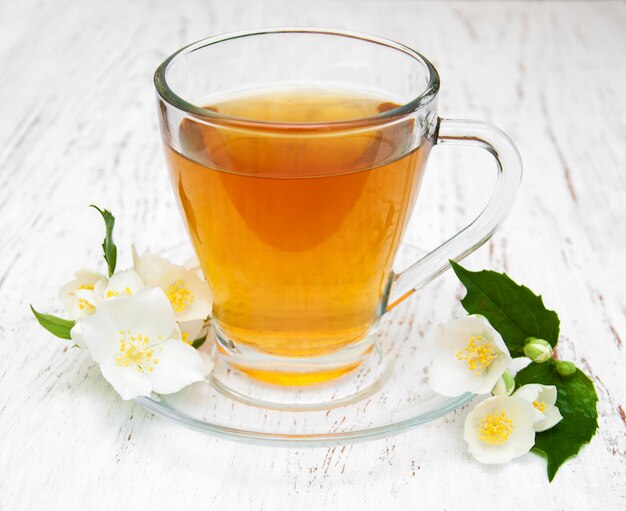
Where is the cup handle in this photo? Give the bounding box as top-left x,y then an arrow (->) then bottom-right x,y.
385,118 -> 523,311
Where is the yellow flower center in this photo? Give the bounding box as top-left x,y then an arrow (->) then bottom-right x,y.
456,336 -> 497,374
106,287 -> 132,299
76,284 -> 95,311
166,280 -> 194,313
115,330 -> 160,373
181,332 -> 192,345
478,410 -> 514,445
77,299 -> 94,311
533,400 -> 546,413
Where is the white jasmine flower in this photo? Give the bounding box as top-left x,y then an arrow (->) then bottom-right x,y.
59,269 -> 107,319
132,247 -> 212,323
513,384 -> 563,432
94,268 -> 145,300
464,396 -> 536,464
76,287 -> 205,400
60,268 -> 146,321
430,315 -> 512,396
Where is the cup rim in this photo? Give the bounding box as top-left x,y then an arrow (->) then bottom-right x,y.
154,27 -> 440,129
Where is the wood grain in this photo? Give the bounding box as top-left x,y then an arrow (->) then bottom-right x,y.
0,0 -> 625,509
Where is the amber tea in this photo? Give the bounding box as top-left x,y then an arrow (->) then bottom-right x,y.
164,88 -> 431,383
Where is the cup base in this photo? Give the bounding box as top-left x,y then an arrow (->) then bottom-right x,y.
210,326 -> 392,410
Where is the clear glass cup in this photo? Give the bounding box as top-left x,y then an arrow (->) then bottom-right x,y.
154,28 -> 521,407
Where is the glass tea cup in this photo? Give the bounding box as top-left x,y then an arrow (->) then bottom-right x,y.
155,28 -> 521,407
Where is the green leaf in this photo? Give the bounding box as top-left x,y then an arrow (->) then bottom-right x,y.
515,362 -> 599,481
450,261 -> 560,356
192,334 -> 207,349
90,205 -> 117,277
30,305 -> 75,340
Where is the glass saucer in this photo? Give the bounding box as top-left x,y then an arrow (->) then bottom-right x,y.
134,242 -> 475,445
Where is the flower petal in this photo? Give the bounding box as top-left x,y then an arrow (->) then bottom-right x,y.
535,406 -> 563,432
132,247 -> 177,286
147,340 -> 205,394
179,319 -> 205,345
513,383 -> 541,402
160,269 -> 212,322
512,383 -> 546,423
435,315 -> 510,359
198,350 -> 215,376
175,299 -> 212,323
77,311 -> 120,363
94,278 -> 108,299
75,288 -> 102,307
537,384 -> 558,407
183,255 -> 201,271
99,364 -> 152,400
74,269 -> 107,282
436,316 -> 488,349
480,320 -> 509,356
132,248 -> 213,322
183,272 -> 212,306
473,351 -> 512,394
58,269 -> 106,319
100,287 -> 178,342
105,269 -> 145,298
69,323 -> 85,349
58,279 -> 79,315
430,349 -> 480,396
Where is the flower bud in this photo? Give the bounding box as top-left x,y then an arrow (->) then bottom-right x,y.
491,369 -> 515,396
523,337 -> 553,363
556,361 -> 577,377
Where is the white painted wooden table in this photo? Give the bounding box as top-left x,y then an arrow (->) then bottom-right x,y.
1,0 -> 625,508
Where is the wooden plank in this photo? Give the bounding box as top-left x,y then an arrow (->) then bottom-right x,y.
0,1 -> 624,509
